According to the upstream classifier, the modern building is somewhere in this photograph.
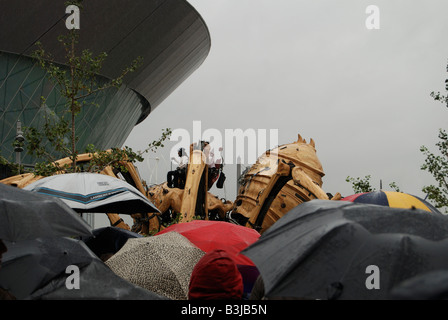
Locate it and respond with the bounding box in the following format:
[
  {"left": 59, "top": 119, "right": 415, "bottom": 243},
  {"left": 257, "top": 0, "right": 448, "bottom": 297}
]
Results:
[{"left": 0, "top": 0, "right": 211, "bottom": 168}]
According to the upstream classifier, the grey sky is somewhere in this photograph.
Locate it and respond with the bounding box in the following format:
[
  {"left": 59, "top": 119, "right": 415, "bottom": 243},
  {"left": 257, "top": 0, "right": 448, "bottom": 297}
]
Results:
[{"left": 97, "top": 0, "right": 448, "bottom": 227}]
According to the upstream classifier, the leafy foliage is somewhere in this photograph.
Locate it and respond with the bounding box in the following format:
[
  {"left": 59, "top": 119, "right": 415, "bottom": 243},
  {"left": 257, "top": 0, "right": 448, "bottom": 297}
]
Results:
[
  {"left": 29, "top": 20, "right": 142, "bottom": 171},
  {"left": 346, "top": 175, "right": 375, "bottom": 194},
  {"left": 420, "top": 60, "right": 448, "bottom": 213},
  {"left": 430, "top": 62, "right": 448, "bottom": 107},
  {"left": 346, "top": 175, "right": 400, "bottom": 194},
  {"left": 82, "top": 128, "right": 172, "bottom": 174},
  {"left": 420, "top": 129, "right": 448, "bottom": 213},
  {"left": 21, "top": 2, "right": 171, "bottom": 177}
]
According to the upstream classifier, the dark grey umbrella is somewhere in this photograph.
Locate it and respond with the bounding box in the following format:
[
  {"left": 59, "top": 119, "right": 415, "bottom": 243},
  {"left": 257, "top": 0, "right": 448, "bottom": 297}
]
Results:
[
  {"left": 29, "top": 259, "right": 169, "bottom": 300},
  {"left": 0, "top": 237, "right": 96, "bottom": 299},
  {"left": 388, "top": 270, "right": 448, "bottom": 300},
  {"left": 242, "top": 199, "right": 448, "bottom": 300},
  {"left": 0, "top": 183, "right": 92, "bottom": 242},
  {"left": 0, "top": 237, "right": 167, "bottom": 300},
  {"left": 81, "top": 226, "right": 143, "bottom": 259},
  {"left": 29, "top": 260, "right": 169, "bottom": 300}
]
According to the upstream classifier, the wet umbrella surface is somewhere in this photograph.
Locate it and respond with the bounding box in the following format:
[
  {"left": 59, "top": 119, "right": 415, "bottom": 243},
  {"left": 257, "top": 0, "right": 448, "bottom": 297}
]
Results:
[
  {"left": 105, "top": 232, "right": 205, "bottom": 300},
  {"left": 0, "top": 237, "right": 166, "bottom": 300},
  {"left": 0, "top": 237, "right": 97, "bottom": 299},
  {"left": 243, "top": 199, "right": 448, "bottom": 300},
  {"left": 157, "top": 220, "right": 261, "bottom": 295},
  {"left": 157, "top": 220, "right": 260, "bottom": 266},
  {"left": 388, "top": 269, "right": 448, "bottom": 299},
  {"left": 30, "top": 258, "right": 168, "bottom": 300},
  {"left": 0, "top": 183, "right": 92, "bottom": 242}
]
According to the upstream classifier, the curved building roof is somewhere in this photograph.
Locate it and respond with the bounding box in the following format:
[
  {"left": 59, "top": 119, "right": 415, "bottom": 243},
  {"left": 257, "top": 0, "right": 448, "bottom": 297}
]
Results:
[{"left": 0, "top": 0, "right": 211, "bottom": 123}]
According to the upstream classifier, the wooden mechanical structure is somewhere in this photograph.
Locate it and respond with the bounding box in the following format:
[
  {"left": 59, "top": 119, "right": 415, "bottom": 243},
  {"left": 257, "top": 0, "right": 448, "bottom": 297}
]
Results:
[
  {"left": 0, "top": 133, "right": 340, "bottom": 235},
  {"left": 230, "top": 134, "right": 340, "bottom": 233}
]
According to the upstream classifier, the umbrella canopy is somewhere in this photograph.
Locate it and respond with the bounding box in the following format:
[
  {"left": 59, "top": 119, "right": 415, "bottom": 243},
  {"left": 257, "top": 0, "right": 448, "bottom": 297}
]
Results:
[
  {"left": 0, "top": 183, "right": 92, "bottom": 242},
  {"left": 0, "top": 237, "right": 165, "bottom": 300},
  {"left": 24, "top": 172, "right": 159, "bottom": 215},
  {"left": 157, "top": 220, "right": 260, "bottom": 266},
  {"left": 29, "top": 260, "right": 168, "bottom": 300},
  {"left": 157, "top": 220, "right": 261, "bottom": 296},
  {"left": 242, "top": 199, "right": 448, "bottom": 300},
  {"left": 388, "top": 270, "right": 448, "bottom": 300},
  {"left": 105, "top": 232, "right": 205, "bottom": 300},
  {"left": 81, "top": 226, "right": 142, "bottom": 260},
  {"left": 341, "top": 190, "right": 442, "bottom": 215}
]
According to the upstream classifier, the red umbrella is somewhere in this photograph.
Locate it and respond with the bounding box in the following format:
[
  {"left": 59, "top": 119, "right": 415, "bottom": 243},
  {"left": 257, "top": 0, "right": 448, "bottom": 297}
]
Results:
[
  {"left": 156, "top": 220, "right": 261, "bottom": 296},
  {"left": 156, "top": 220, "right": 260, "bottom": 266}
]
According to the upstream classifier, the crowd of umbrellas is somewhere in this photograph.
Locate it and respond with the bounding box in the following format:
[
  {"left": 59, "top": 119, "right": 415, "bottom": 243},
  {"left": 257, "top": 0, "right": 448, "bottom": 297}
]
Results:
[{"left": 1, "top": 172, "right": 448, "bottom": 300}]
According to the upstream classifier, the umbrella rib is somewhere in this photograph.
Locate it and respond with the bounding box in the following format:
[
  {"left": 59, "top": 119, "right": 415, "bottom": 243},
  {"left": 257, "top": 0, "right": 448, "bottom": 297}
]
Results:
[
  {"left": 26, "top": 174, "right": 159, "bottom": 214},
  {"left": 34, "top": 187, "right": 129, "bottom": 204}
]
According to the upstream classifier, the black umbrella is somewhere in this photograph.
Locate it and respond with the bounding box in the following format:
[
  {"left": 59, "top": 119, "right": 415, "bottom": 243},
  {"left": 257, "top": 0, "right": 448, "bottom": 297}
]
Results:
[
  {"left": 0, "top": 237, "right": 167, "bottom": 300},
  {"left": 0, "top": 183, "right": 92, "bottom": 242},
  {"left": 28, "top": 259, "right": 168, "bottom": 300},
  {"left": 81, "top": 226, "right": 142, "bottom": 260},
  {"left": 0, "top": 237, "right": 98, "bottom": 299},
  {"left": 242, "top": 199, "right": 448, "bottom": 300},
  {"left": 388, "top": 270, "right": 448, "bottom": 300}
]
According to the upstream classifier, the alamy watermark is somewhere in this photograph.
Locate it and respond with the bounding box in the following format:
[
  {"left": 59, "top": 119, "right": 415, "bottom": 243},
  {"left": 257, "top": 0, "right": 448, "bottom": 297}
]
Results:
[
  {"left": 64, "top": 4, "right": 381, "bottom": 34},
  {"left": 366, "top": 5, "right": 380, "bottom": 30},
  {"left": 170, "top": 121, "right": 279, "bottom": 165},
  {"left": 65, "top": 265, "right": 80, "bottom": 290},
  {"left": 65, "top": 5, "right": 80, "bottom": 30},
  {"left": 365, "top": 265, "right": 380, "bottom": 290}
]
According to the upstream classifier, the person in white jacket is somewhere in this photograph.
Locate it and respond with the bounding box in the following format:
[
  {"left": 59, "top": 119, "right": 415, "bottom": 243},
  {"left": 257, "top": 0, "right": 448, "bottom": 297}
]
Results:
[{"left": 167, "top": 148, "right": 189, "bottom": 188}]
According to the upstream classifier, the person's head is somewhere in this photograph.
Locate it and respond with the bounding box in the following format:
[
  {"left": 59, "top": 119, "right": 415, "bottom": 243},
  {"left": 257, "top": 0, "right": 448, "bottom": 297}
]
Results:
[
  {"left": 202, "top": 142, "right": 212, "bottom": 156},
  {"left": 200, "top": 141, "right": 209, "bottom": 150},
  {"left": 178, "top": 148, "right": 185, "bottom": 157},
  {"left": 188, "top": 249, "right": 243, "bottom": 300}
]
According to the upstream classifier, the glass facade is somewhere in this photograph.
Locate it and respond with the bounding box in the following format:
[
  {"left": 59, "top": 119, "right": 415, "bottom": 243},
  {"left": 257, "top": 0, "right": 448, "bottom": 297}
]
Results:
[{"left": 0, "top": 51, "right": 148, "bottom": 166}]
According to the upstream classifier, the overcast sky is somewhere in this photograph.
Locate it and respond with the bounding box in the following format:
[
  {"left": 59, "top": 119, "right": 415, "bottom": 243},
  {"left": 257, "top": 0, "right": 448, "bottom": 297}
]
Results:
[{"left": 98, "top": 0, "right": 448, "bottom": 227}]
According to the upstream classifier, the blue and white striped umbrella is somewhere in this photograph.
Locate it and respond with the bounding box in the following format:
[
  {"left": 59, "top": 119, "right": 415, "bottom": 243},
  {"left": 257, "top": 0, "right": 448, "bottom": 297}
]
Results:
[{"left": 24, "top": 172, "right": 159, "bottom": 215}]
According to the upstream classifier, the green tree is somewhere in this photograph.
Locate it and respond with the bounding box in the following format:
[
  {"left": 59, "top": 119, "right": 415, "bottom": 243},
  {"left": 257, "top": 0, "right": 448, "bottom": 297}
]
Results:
[
  {"left": 430, "top": 61, "right": 448, "bottom": 106},
  {"left": 346, "top": 175, "right": 375, "bottom": 194},
  {"left": 24, "top": 1, "right": 171, "bottom": 176},
  {"left": 420, "top": 130, "right": 448, "bottom": 213},
  {"left": 346, "top": 175, "right": 401, "bottom": 194},
  {"left": 82, "top": 128, "right": 172, "bottom": 174},
  {"left": 30, "top": 25, "right": 142, "bottom": 171},
  {"left": 420, "top": 60, "right": 448, "bottom": 213}
]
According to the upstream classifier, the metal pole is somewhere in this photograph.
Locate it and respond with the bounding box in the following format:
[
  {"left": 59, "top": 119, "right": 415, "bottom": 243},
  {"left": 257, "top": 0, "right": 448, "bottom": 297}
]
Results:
[
  {"left": 15, "top": 149, "right": 21, "bottom": 170},
  {"left": 237, "top": 158, "right": 241, "bottom": 191},
  {"left": 155, "top": 157, "right": 159, "bottom": 183},
  {"left": 15, "top": 120, "right": 24, "bottom": 174}
]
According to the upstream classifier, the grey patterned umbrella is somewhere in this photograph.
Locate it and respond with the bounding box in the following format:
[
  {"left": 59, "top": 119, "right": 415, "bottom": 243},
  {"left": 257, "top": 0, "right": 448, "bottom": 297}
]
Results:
[{"left": 105, "top": 232, "right": 205, "bottom": 300}]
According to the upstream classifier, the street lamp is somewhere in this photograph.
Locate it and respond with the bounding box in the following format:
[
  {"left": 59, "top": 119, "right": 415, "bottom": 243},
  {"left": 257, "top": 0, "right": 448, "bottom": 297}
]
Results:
[{"left": 14, "top": 120, "right": 25, "bottom": 173}]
